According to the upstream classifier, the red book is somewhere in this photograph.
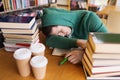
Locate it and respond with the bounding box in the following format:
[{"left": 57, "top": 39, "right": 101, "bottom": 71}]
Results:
[{"left": 12, "top": 0, "right": 17, "bottom": 9}]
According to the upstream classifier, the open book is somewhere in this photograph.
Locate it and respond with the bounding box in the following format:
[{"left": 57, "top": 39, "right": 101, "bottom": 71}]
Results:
[
  {"left": 52, "top": 47, "right": 83, "bottom": 56},
  {"left": 52, "top": 48, "right": 71, "bottom": 56}
]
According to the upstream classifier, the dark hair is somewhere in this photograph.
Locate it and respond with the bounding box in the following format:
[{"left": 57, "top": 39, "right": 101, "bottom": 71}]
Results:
[{"left": 42, "top": 25, "right": 57, "bottom": 36}]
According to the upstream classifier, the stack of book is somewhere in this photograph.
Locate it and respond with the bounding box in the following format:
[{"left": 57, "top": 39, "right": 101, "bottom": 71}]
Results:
[
  {"left": 0, "top": 15, "right": 39, "bottom": 52},
  {"left": 82, "top": 32, "right": 120, "bottom": 80}
]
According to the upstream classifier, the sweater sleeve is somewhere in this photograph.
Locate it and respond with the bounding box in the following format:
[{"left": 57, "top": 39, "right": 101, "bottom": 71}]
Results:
[
  {"left": 87, "top": 12, "right": 108, "bottom": 32},
  {"left": 45, "top": 35, "right": 78, "bottom": 49}
]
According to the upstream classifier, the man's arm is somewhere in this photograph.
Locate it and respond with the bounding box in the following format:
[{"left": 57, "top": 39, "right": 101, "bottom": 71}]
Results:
[
  {"left": 76, "top": 39, "right": 87, "bottom": 49},
  {"left": 46, "top": 35, "right": 87, "bottom": 49},
  {"left": 46, "top": 35, "right": 78, "bottom": 49}
]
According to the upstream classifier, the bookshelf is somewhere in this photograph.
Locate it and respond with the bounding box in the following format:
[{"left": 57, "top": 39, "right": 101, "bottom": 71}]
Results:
[
  {"left": 53, "top": 0, "right": 88, "bottom": 10},
  {"left": 0, "top": 5, "right": 49, "bottom": 15},
  {"left": 56, "top": 0, "right": 70, "bottom": 10},
  {"left": 108, "top": 0, "right": 116, "bottom": 6},
  {"left": 0, "top": 0, "right": 56, "bottom": 15},
  {"left": 70, "top": 0, "right": 88, "bottom": 10},
  {"left": 87, "top": 0, "right": 108, "bottom": 12}
]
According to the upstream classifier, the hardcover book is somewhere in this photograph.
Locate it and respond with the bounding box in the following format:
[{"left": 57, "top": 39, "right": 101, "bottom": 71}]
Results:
[
  {"left": 4, "top": 47, "right": 23, "bottom": 52},
  {"left": 82, "top": 56, "right": 120, "bottom": 78},
  {"left": 85, "top": 42, "right": 120, "bottom": 63},
  {"left": 4, "top": 36, "right": 39, "bottom": 45},
  {"left": 88, "top": 32, "right": 120, "bottom": 53},
  {"left": 0, "top": 15, "right": 35, "bottom": 29},
  {"left": 83, "top": 64, "right": 120, "bottom": 80},
  {"left": 4, "top": 37, "right": 39, "bottom": 48},
  {"left": 3, "top": 42, "right": 30, "bottom": 48},
  {"left": 83, "top": 52, "right": 120, "bottom": 74},
  {"left": 4, "top": 35, "right": 39, "bottom": 44},
  {"left": 3, "top": 29, "right": 39, "bottom": 39},
  {"left": 1, "top": 23, "right": 37, "bottom": 34},
  {"left": 85, "top": 47, "right": 120, "bottom": 67}
]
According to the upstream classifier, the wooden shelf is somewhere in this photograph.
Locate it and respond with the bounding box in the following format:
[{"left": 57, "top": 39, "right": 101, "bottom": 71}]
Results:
[{"left": 56, "top": 0, "right": 70, "bottom": 10}]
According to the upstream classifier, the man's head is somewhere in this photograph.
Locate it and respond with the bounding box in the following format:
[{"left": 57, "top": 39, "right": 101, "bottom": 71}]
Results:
[
  {"left": 42, "top": 8, "right": 76, "bottom": 36},
  {"left": 42, "top": 8, "right": 77, "bottom": 37},
  {"left": 42, "top": 25, "right": 71, "bottom": 37}
]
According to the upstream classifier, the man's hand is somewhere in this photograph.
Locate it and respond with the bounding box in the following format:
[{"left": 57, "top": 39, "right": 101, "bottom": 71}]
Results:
[{"left": 65, "top": 50, "right": 84, "bottom": 64}]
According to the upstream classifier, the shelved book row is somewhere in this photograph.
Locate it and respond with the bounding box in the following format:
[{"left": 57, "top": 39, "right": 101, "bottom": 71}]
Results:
[
  {"left": 70, "top": 0, "right": 87, "bottom": 10},
  {"left": 0, "top": 15, "right": 40, "bottom": 52},
  {"left": 82, "top": 32, "right": 120, "bottom": 80},
  {"left": 2, "top": 0, "right": 50, "bottom": 11}
]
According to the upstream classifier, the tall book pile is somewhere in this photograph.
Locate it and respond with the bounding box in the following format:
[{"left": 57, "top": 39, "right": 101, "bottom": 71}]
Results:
[
  {"left": 82, "top": 32, "right": 120, "bottom": 80},
  {"left": 0, "top": 15, "right": 39, "bottom": 52}
]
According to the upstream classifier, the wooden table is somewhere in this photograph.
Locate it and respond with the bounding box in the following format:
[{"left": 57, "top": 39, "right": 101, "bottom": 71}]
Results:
[{"left": 0, "top": 31, "right": 86, "bottom": 80}]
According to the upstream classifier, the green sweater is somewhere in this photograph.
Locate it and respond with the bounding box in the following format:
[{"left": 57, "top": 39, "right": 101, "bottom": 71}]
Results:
[{"left": 42, "top": 8, "right": 108, "bottom": 49}]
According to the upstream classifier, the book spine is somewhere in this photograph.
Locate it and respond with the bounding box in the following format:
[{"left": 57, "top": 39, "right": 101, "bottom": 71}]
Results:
[
  {"left": 8, "top": 0, "right": 12, "bottom": 10},
  {"left": 2, "top": 0, "right": 6, "bottom": 11},
  {"left": 12, "top": 0, "right": 17, "bottom": 10},
  {"left": 29, "top": 0, "right": 35, "bottom": 6}
]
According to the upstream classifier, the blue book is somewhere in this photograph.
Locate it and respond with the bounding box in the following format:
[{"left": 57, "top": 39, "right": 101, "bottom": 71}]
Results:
[{"left": 0, "top": 15, "right": 35, "bottom": 29}]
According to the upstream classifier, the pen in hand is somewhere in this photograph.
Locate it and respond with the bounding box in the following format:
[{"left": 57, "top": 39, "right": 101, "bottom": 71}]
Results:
[{"left": 59, "top": 57, "right": 68, "bottom": 65}]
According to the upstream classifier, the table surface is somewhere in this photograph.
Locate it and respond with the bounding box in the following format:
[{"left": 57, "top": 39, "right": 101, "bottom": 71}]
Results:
[{"left": 0, "top": 31, "right": 86, "bottom": 80}]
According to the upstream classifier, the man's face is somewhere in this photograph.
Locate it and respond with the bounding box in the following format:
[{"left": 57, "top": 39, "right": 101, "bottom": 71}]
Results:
[{"left": 50, "top": 26, "right": 72, "bottom": 37}]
